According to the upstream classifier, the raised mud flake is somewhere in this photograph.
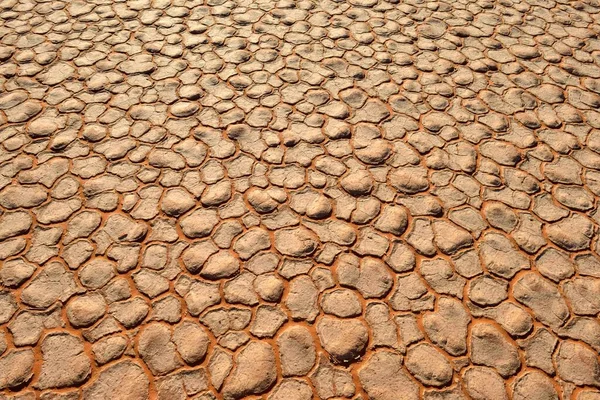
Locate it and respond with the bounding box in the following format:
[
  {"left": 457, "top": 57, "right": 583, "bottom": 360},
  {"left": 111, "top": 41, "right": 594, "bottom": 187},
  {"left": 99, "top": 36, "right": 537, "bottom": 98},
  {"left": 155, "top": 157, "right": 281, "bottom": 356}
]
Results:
[
  {"left": 337, "top": 255, "right": 393, "bottom": 299},
  {"left": 448, "top": 206, "right": 487, "bottom": 239},
  {"left": 277, "top": 325, "right": 317, "bottom": 377},
  {"left": 254, "top": 274, "right": 284, "bottom": 302},
  {"left": 358, "top": 350, "right": 419, "bottom": 400},
  {"left": 389, "top": 272, "right": 435, "bottom": 313},
  {"left": 517, "top": 328, "right": 558, "bottom": 375},
  {"left": 386, "top": 241, "right": 417, "bottom": 273},
  {"left": 513, "top": 272, "right": 570, "bottom": 329},
  {"left": 66, "top": 293, "right": 106, "bottom": 328},
  {"left": 468, "top": 275, "right": 509, "bottom": 306},
  {"left": 285, "top": 275, "right": 319, "bottom": 322},
  {"left": 103, "top": 214, "right": 148, "bottom": 243},
  {"left": 183, "top": 280, "right": 221, "bottom": 317},
  {"left": 365, "top": 302, "right": 401, "bottom": 349},
  {"left": 200, "top": 307, "right": 252, "bottom": 338},
  {"left": 155, "top": 369, "right": 209, "bottom": 400},
  {"left": 0, "top": 90, "right": 28, "bottom": 110},
  {"left": 575, "top": 253, "right": 600, "bottom": 278},
  {"left": 21, "top": 262, "right": 80, "bottom": 309},
  {"left": 470, "top": 323, "right": 521, "bottom": 378},
  {"left": 147, "top": 149, "right": 186, "bottom": 170},
  {"left": 354, "top": 227, "right": 390, "bottom": 257},
  {"left": 0, "top": 184, "right": 47, "bottom": 209},
  {"left": 310, "top": 355, "right": 356, "bottom": 399},
  {"left": 150, "top": 295, "right": 182, "bottom": 324},
  {"left": 161, "top": 188, "right": 195, "bottom": 217},
  {"left": 374, "top": 204, "right": 408, "bottom": 235},
  {"left": 0, "top": 235, "right": 26, "bottom": 260},
  {"left": 39, "top": 62, "right": 75, "bottom": 86},
  {"left": 200, "top": 250, "right": 240, "bottom": 280},
  {"left": 213, "top": 220, "right": 244, "bottom": 249},
  {"left": 478, "top": 232, "right": 530, "bottom": 279},
  {"left": 221, "top": 341, "right": 277, "bottom": 400},
  {"left": 340, "top": 169, "right": 374, "bottom": 196},
  {"left": 432, "top": 220, "right": 474, "bottom": 255},
  {"left": 423, "top": 296, "right": 470, "bottom": 356},
  {"left": 578, "top": 391, "right": 600, "bottom": 400},
  {"left": 316, "top": 316, "right": 368, "bottom": 364},
  {"left": 269, "top": 379, "right": 313, "bottom": 400},
  {"left": 0, "top": 210, "right": 32, "bottom": 241},
  {"left": 562, "top": 277, "right": 600, "bottom": 316},
  {"left": 535, "top": 248, "right": 576, "bottom": 282},
  {"left": 91, "top": 336, "right": 128, "bottom": 366},
  {"left": 303, "top": 219, "right": 356, "bottom": 246},
  {"left": 181, "top": 241, "right": 218, "bottom": 274},
  {"left": 35, "top": 332, "right": 91, "bottom": 390},
  {"left": 321, "top": 288, "right": 362, "bottom": 318},
  {"left": 232, "top": 228, "right": 271, "bottom": 260},
  {"left": 463, "top": 366, "right": 508, "bottom": 400},
  {"left": 488, "top": 302, "right": 534, "bottom": 338},
  {"left": 224, "top": 272, "right": 259, "bottom": 306},
  {"left": 512, "top": 371, "right": 560, "bottom": 400},
  {"left": 482, "top": 201, "right": 518, "bottom": 233},
  {"left": 35, "top": 198, "right": 82, "bottom": 225},
  {"left": 556, "top": 340, "right": 600, "bottom": 387},
  {"left": 389, "top": 166, "right": 430, "bottom": 194},
  {"left": 208, "top": 348, "right": 233, "bottom": 391},
  {"left": 406, "top": 218, "right": 436, "bottom": 257},
  {"left": 201, "top": 181, "right": 232, "bottom": 206},
  {"left": 5, "top": 100, "right": 42, "bottom": 123},
  {"left": 546, "top": 214, "right": 595, "bottom": 252},
  {"left": 79, "top": 259, "right": 117, "bottom": 290},
  {"left": 0, "top": 291, "right": 17, "bottom": 324},
  {"left": 82, "top": 361, "right": 149, "bottom": 400},
  {"left": 0, "top": 349, "right": 35, "bottom": 390},
  {"left": 405, "top": 343, "right": 453, "bottom": 387},
  {"left": 172, "top": 321, "right": 210, "bottom": 365},
  {"left": 9, "top": 306, "right": 63, "bottom": 347},
  {"left": 250, "top": 305, "right": 287, "bottom": 338},
  {"left": 558, "top": 317, "right": 600, "bottom": 352},
  {"left": 108, "top": 297, "right": 149, "bottom": 329},
  {"left": 63, "top": 211, "right": 102, "bottom": 245},
  {"left": 0, "top": 258, "right": 36, "bottom": 288},
  {"left": 137, "top": 323, "right": 182, "bottom": 376},
  {"left": 419, "top": 258, "right": 466, "bottom": 299},
  {"left": 274, "top": 227, "right": 319, "bottom": 257},
  {"left": 179, "top": 208, "right": 219, "bottom": 239},
  {"left": 247, "top": 188, "right": 280, "bottom": 214}
]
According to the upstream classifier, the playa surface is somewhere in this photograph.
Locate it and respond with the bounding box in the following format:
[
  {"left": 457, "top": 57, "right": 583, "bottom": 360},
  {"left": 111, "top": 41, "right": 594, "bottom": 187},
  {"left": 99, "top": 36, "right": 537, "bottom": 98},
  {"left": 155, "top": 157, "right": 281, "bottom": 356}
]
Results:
[{"left": 1, "top": 0, "right": 600, "bottom": 398}]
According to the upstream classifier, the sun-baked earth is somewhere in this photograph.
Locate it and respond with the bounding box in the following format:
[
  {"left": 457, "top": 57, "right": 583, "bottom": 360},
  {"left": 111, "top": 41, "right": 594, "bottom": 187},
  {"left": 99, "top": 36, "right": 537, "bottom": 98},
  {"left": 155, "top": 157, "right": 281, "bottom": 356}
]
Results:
[{"left": 1, "top": 0, "right": 600, "bottom": 398}]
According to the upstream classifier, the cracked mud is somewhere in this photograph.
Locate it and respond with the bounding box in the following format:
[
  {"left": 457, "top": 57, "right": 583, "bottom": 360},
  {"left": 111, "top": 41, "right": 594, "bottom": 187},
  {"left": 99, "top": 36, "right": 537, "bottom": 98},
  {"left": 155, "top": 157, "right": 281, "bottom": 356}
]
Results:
[{"left": 1, "top": 0, "right": 600, "bottom": 398}]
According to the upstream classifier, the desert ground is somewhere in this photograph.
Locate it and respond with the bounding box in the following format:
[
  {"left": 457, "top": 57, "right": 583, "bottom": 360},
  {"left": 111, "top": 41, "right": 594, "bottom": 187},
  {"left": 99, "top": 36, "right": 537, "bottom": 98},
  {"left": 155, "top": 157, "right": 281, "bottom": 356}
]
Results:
[{"left": 1, "top": 0, "right": 600, "bottom": 398}]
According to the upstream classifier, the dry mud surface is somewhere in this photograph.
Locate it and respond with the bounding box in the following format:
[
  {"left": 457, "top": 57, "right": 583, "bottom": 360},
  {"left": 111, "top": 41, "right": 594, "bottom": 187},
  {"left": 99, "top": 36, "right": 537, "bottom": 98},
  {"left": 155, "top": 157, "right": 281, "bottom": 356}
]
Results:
[{"left": 1, "top": 0, "right": 600, "bottom": 398}]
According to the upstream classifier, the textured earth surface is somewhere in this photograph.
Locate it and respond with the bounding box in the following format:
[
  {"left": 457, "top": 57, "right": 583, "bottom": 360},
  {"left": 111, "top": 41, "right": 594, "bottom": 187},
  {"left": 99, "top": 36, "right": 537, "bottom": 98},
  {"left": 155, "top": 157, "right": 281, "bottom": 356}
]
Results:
[{"left": 1, "top": 0, "right": 600, "bottom": 398}]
